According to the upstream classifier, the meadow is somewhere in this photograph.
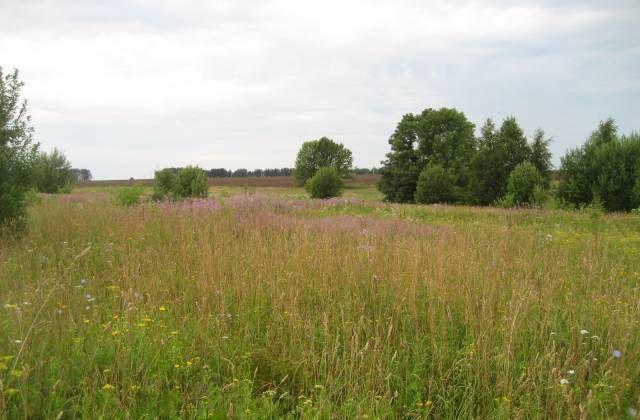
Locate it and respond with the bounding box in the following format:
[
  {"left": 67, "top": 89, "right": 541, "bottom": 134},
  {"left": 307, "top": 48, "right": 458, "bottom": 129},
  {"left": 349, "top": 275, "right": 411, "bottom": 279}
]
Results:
[{"left": 0, "top": 183, "right": 639, "bottom": 419}]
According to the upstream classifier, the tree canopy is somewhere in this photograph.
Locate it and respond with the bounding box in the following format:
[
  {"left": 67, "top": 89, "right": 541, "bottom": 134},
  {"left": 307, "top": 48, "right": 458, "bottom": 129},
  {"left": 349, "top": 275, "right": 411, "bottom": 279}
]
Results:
[{"left": 293, "top": 137, "right": 353, "bottom": 186}]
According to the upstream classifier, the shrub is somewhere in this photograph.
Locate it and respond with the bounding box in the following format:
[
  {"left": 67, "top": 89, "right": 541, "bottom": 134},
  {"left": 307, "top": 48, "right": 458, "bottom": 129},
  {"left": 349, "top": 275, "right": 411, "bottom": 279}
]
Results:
[
  {"left": 174, "top": 166, "right": 209, "bottom": 198},
  {"left": 305, "top": 167, "right": 344, "bottom": 199},
  {"left": 414, "top": 164, "right": 455, "bottom": 204},
  {"left": 116, "top": 185, "right": 144, "bottom": 207},
  {"left": 33, "top": 148, "right": 74, "bottom": 193},
  {"left": 153, "top": 169, "right": 176, "bottom": 200},
  {"left": 505, "top": 161, "right": 544, "bottom": 206}
]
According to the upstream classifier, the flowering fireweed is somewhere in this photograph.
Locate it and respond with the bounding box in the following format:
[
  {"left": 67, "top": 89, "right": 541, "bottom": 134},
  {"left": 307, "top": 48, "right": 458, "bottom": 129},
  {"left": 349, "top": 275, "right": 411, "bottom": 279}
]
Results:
[{"left": 0, "top": 189, "right": 639, "bottom": 418}]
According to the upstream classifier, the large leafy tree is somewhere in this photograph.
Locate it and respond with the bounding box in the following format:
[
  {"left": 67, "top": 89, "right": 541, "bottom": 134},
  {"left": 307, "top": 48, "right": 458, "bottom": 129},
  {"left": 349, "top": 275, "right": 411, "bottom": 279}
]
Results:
[
  {"left": 293, "top": 137, "right": 353, "bottom": 186},
  {"left": 378, "top": 108, "right": 476, "bottom": 203},
  {"left": 529, "top": 128, "right": 553, "bottom": 186},
  {"left": 0, "top": 67, "right": 39, "bottom": 230},
  {"left": 469, "top": 117, "right": 533, "bottom": 205},
  {"left": 557, "top": 119, "right": 640, "bottom": 211}
]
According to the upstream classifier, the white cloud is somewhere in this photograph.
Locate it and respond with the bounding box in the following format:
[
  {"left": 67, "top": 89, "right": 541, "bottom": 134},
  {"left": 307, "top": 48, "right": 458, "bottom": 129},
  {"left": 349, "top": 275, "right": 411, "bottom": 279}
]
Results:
[{"left": 1, "top": 0, "right": 638, "bottom": 178}]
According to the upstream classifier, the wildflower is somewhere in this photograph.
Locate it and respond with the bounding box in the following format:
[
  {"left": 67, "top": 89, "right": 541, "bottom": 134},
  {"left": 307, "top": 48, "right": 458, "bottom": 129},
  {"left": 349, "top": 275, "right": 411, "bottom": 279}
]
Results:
[
  {"left": 85, "top": 294, "right": 94, "bottom": 302},
  {"left": 545, "top": 234, "right": 553, "bottom": 241},
  {"left": 560, "top": 379, "right": 569, "bottom": 385},
  {"left": 80, "top": 279, "right": 87, "bottom": 286},
  {"left": 159, "top": 305, "right": 166, "bottom": 312},
  {"left": 130, "top": 385, "right": 140, "bottom": 392},
  {"left": 425, "top": 400, "right": 433, "bottom": 407},
  {"left": 83, "top": 319, "right": 91, "bottom": 324},
  {"left": 14, "top": 340, "right": 21, "bottom": 344},
  {"left": 612, "top": 350, "right": 622, "bottom": 358},
  {"left": 568, "top": 370, "right": 575, "bottom": 375},
  {"left": 580, "top": 329, "right": 589, "bottom": 335},
  {"left": 170, "top": 330, "right": 178, "bottom": 336},
  {"left": 186, "top": 360, "right": 193, "bottom": 367},
  {"left": 221, "top": 336, "right": 229, "bottom": 340},
  {"left": 111, "top": 330, "right": 120, "bottom": 336},
  {"left": 174, "top": 364, "right": 180, "bottom": 368},
  {"left": 628, "top": 407, "right": 637, "bottom": 418},
  {"left": 102, "top": 384, "right": 115, "bottom": 391},
  {"left": 591, "top": 335, "right": 600, "bottom": 340}
]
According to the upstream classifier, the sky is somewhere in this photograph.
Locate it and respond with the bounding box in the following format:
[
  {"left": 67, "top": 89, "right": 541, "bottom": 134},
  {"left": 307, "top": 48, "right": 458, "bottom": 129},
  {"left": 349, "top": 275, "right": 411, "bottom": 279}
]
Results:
[{"left": 2, "top": 0, "right": 639, "bottom": 180}]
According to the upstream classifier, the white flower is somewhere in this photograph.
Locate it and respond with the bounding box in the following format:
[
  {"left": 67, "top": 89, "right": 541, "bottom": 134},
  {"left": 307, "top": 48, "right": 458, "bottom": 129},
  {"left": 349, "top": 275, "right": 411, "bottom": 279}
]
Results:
[
  {"left": 79, "top": 279, "right": 87, "bottom": 286},
  {"left": 627, "top": 407, "right": 637, "bottom": 418},
  {"left": 568, "top": 370, "right": 575, "bottom": 375},
  {"left": 591, "top": 335, "right": 600, "bottom": 340},
  {"left": 560, "top": 378, "right": 569, "bottom": 385},
  {"left": 580, "top": 329, "right": 589, "bottom": 335}
]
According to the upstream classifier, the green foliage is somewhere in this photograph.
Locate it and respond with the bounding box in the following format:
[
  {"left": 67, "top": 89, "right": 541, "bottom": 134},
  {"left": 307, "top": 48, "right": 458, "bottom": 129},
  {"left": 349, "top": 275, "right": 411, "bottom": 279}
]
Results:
[
  {"left": 378, "top": 108, "right": 476, "bottom": 203},
  {"left": 0, "top": 67, "right": 39, "bottom": 232},
  {"left": 174, "top": 166, "right": 209, "bottom": 198},
  {"left": 529, "top": 128, "right": 553, "bottom": 185},
  {"left": 153, "top": 168, "right": 176, "bottom": 200},
  {"left": 33, "top": 148, "right": 74, "bottom": 193},
  {"left": 557, "top": 120, "right": 640, "bottom": 212},
  {"left": 414, "top": 164, "right": 455, "bottom": 204},
  {"left": 154, "top": 166, "right": 208, "bottom": 200},
  {"left": 469, "top": 117, "right": 535, "bottom": 205},
  {"left": 293, "top": 137, "right": 353, "bottom": 186},
  {"left": 505, "top": 162, "right": 545, "bottom": 206},
  {"left": 305, "top": 167, "right": 344, "bottom": 199},
  {"left": 115, "top": 185, "right": 144, "bottom": 207}
]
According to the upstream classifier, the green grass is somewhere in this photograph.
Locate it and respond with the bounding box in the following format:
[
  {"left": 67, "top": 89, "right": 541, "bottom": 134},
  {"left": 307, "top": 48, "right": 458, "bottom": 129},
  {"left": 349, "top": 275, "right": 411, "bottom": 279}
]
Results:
[{"left": 1, "top": 187, "right": 639, "bottom": 418}]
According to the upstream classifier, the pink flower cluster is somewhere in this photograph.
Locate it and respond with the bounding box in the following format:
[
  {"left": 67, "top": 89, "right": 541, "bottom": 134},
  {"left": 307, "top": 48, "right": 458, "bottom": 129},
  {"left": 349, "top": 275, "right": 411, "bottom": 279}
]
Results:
[{"left": 157, "top": 198, "right": 222, "bottom": 211}]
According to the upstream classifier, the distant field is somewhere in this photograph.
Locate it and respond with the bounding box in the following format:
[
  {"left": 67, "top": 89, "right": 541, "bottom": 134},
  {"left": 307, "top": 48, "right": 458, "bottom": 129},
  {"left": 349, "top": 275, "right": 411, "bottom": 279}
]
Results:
[
  {"left": 82, "top": 174, "right": 381, "bottom": 188},
  {"left": 1, "top": 187, "right": 639, "bottom": 418}
]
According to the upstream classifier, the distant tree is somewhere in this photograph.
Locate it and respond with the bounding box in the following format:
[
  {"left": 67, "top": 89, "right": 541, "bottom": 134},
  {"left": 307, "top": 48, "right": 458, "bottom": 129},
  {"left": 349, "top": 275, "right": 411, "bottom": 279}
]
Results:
[
  {"left": 414, "top": 164, "right": 455, "bottom": 204},
  {"left": 378, "top": 108, "right": 476, "bottom": 203},
  {"left": 80, "top": 169, "right": 92, "bottom": 182},
  {"left": 33, "top": 148, "right": 74, "bottom": 193},
  {"left": 557, "top": 119, "right": 640, "bottom": 211},
  {"left": 173, "top": 166, "right": 208, "bottom": 198},
  {"left": 305, "top": 167, "right": 344, "bottom": 199},
  {"left": 0, "top": 67, "right": 39, "bottom": 231},
  {"left": 153, "top": 168, "right": 176, "bottom": 200},
  {"left": 232, "top": 168, "right": 249, "bottom": 177},
  {"left": 294, "top": 137, "right": 353, "bottom": 186}
]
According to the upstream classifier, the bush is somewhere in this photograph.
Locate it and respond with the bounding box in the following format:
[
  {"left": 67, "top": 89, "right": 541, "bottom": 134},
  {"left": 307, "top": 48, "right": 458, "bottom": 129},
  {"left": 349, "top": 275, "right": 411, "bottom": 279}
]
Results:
[
  {"left": 33, "top": 148, "right": 74, "bottom": 193},
  {"left": 505, "top": 161, "right": 544, "bottom": 206},
  {"left": 414, "top": 164, "right": 455, "bottom": 204},
  {"left": 116, "top": 185, "right": 144, "bottom": 207},
  {"left": 305, "top": 167, "right": 344, "bottom": 199},
  {"left": 174, "top": 166, "right": 208, "bottom": 198},
  {"left": 153, "top": 169, "right": 176, "bottom": 200},
  {"left": 153, "top": 166, "right": 208, "bottom": 200}
]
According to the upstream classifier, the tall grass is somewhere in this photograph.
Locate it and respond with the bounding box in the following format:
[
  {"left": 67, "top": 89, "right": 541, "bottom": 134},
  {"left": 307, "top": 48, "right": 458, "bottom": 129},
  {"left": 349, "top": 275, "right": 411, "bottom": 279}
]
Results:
[{"left": 0, "top": 192, "right": 638, "bottom": 418}]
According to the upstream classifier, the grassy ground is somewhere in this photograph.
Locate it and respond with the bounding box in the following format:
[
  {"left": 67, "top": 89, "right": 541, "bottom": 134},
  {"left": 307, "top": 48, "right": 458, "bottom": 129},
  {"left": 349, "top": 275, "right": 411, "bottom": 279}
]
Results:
[{"left": 0, "top": 185, "right": 638, "bottom": 418}]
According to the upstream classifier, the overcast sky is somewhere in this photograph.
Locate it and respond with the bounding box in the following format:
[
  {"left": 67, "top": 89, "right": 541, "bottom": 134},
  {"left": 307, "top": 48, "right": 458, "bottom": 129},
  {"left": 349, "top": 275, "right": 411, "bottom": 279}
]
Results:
[{"left": 2, "top": 0, "right": 638, "bottom": 179}]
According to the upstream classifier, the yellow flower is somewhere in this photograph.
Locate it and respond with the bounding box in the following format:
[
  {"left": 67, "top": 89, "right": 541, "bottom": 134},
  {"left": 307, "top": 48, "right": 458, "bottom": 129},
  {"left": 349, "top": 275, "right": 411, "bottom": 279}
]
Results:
[
  {"left": 170, "top": 331, "right": 178, "bottom": 336},
  {"left": 425, "top": 400, "right": 433, "bottom": 407},
  {"left": 130, "top": 385, "right": 141, "bottom": 392},
  {"left": 83, "top": 319, "right": 91, "bottom": 324},
  {"left": 136, "top": 323, "right": 146, "bottom": 327},
  {"left": 102, "top": 384, "right": 115, "bottom": 391},
  {"left": 186, "top": 360, "right": 193, "bottom": 367},
  {"left": 174, "top": 364, "right": 180, "bottom": 368},
  {"left": 111, "top": 330, "right": 120, "bottom": 336},
  {"left": 159, "top": 305, "right": 166, "bottom": 312}
]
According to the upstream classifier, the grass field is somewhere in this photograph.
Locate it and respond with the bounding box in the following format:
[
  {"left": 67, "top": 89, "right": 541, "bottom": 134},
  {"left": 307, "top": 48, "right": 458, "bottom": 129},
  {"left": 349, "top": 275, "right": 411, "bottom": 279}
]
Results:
[{"left": 1, "top": 184, "right": 639, "bottom": 418}]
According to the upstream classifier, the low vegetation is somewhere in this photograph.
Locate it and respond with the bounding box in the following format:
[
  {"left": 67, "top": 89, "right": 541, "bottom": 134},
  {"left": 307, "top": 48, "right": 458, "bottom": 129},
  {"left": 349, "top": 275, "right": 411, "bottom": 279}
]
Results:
[{"left": 1, "top": 189, "right": 639, "bottom": 418}]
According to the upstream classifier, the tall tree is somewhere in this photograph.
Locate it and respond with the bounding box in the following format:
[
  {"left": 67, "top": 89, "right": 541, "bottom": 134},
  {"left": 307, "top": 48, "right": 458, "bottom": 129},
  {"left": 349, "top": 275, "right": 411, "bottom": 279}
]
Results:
[
  {"left": 529, "top": 129, "right": 553, "bottom": 185},
  {"left": 378, "top": 108, "right": 476, "bottom": 203},
  {"left": 0, "top": 67, "right": 39, "bottom": 230},
  {"left": 293, "top": 137, "right": 353, "bottom": 186},
  {"left": 469, "top": 117, "right": 531, "bottom": 205},
  {"left": 33, "top": 148, "right": 74, "bottom": 193}
]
